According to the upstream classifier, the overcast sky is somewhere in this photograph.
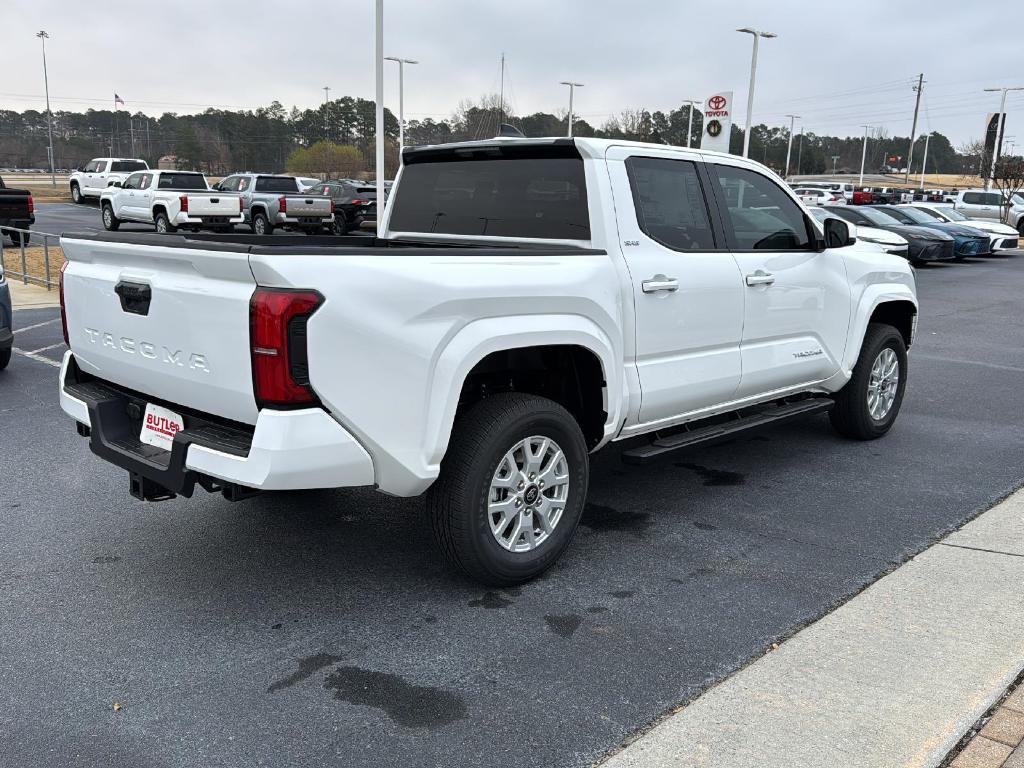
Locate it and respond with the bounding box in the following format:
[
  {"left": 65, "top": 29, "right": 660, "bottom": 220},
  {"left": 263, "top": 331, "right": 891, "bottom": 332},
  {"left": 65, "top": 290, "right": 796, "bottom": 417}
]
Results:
[{"left": 4, "top": 0, "right": 1021, "bottom": 146}]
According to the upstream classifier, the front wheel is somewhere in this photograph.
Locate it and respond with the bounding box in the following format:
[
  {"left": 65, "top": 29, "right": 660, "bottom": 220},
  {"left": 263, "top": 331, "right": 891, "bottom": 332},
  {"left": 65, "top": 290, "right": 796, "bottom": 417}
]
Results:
[
  {"left": 426, "top": 392, "right": 589, "bottom": 586},
  {"left": 71, "top": 183, "right": 83, "bottom": 204},
  {"left": 101, "top": 203, "right": 120, "bottom": 231},
  {"left": 830, "top": 323, "right": 908, "bottom": 440}
]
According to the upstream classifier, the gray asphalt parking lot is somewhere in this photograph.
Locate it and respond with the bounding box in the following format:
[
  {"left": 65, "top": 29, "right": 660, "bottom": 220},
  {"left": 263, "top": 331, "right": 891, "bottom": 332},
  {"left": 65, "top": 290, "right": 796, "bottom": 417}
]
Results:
[
  {"left": 31, "top": 201, "right": 374, "bottom": 237},
  {"left": 1, "top": 254, "right": 1023, "bottom": 767}
]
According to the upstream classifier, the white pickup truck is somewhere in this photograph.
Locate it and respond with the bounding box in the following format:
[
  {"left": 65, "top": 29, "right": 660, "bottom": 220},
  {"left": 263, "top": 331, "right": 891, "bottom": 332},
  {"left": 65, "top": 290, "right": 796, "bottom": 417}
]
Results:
[
  {"left": 58, "top": 137, "right": 918, "bottom": 585},
  {"left": 70, "top": 158, "right": 149, "bottom": 203},
  {"left": 100, "top": 170, "right": 245, "bottom": 233}
]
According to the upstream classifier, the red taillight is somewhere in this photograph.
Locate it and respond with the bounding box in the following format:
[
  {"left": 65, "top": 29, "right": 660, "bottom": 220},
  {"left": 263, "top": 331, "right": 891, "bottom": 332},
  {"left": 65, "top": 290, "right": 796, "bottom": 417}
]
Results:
[
  {"left": 329, "top": 199, "right": 334, "bottom": 215},
  {"left": 180, "top": 195, "right": 189, "bottom": 213},
  {"left": 59, "top": 261, "right": 69, "bottom": 345},
  {"left": 238, "top": 196, "right": 244, "bottom": 213},
  {"left": 351, "top": 199, "right": 364, "bottom": 206},
  {"left": 279, "top": 196, "right": 287, "bottom": 214},
  {"left": 250, "top": 288, "right": 323, "bottom": 408},
  {"left": 27, "top": 195, "right": 34, "bottom": 214}
]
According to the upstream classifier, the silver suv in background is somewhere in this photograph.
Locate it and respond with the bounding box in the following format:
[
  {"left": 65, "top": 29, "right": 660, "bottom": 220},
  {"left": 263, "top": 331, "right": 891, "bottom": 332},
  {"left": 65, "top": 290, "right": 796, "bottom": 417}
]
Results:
[{"left": 213, "top": 174, "right": 334, "bottom": 235}]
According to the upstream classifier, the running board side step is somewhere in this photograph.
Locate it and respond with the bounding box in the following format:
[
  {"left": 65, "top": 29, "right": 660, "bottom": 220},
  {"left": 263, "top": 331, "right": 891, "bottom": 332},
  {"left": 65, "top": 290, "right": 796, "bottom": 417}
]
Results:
[{"left": 621, "top": 398, "right": 834, "bottom": 465}]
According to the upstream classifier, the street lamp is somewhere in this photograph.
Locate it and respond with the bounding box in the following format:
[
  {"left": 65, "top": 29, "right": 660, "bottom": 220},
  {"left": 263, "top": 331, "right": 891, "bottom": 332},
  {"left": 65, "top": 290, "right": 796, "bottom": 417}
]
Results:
[
  {"left": 385, "top": 56, "right": 418, "bottom": 150},
  {"left": 784, "top": 114, "right": 800, "bottom": 179},
  {"left": 983, "top": 86, "right": 1024, "bottom": 188},
  {"left": 36, "top": 30, "right": 55, "bottom": 187},
  {"left": 737, "top": 27, "right": 776, "bottom": 158},
  {"left": 681, "top": 99, "right": 702, "bottom": 148},
  {"left": 858, "top": 125, "right": 874, "bottom": 185},
  {"left": 559, "top": 81, "right": 584, "bottom": 137}
]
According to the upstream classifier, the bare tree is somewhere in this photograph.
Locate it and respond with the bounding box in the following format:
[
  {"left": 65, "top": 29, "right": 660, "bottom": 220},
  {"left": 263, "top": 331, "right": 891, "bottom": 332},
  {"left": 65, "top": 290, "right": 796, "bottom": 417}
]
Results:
[
  {"left": 958, "top": 138, "right": 990, "bottom": 181},
  {"left": 991, "top": 155, "right": 1024, "bottom": 226}
]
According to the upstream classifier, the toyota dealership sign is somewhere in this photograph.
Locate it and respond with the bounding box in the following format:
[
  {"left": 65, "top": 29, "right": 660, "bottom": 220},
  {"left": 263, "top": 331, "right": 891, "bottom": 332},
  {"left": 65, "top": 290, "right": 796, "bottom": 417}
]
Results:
[{"left": 702, "top": 91, "right": 733, "bottom": 153}]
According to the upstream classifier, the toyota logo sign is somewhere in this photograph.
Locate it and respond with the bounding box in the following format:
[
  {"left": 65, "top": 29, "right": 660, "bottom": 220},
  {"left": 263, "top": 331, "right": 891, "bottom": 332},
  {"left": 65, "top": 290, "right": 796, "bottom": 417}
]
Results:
[{"left": 708, "top": 95, "right": 727, "bottom": 111}]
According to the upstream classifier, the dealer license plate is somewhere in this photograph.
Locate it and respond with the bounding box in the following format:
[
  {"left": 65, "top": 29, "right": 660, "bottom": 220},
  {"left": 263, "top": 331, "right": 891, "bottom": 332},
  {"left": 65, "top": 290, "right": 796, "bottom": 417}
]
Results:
[{"left": 139, "top": 403, "right": 184, "bottom": 451}]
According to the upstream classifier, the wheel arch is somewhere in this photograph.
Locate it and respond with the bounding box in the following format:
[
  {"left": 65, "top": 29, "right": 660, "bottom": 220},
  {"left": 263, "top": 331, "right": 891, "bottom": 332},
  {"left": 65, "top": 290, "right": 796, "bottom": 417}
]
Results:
[{"left": 843, "top": 288, "right": 918, "bottom": 376}]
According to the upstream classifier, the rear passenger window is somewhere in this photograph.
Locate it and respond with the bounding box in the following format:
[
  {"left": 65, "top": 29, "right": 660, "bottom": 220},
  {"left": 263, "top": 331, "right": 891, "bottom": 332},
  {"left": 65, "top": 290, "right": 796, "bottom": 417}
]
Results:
[
  {"left": 985, "top": 193, "right": 1003, "bottom": 206},
  {"left": 713, "top": 165, "right": 811, "bottom": 250},
  {"left": 625, "top": 157, "right": 716, "bottom": 251},
  {"left": 962, "top": 192, "right": 984, "bottom": 204}
]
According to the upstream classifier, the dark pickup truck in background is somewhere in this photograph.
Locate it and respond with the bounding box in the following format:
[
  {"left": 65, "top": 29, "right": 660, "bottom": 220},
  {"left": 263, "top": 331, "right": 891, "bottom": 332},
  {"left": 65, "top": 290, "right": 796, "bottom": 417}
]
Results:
[{"left": 0, "top": 176, "right": 35, "bottom": 245}]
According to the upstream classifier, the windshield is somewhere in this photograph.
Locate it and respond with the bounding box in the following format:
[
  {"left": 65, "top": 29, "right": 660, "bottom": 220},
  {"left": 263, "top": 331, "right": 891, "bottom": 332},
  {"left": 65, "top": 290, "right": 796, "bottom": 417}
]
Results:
[
  {"left": 856, "top": 207, "right": 902, "bottom": 226},
  {"left": 927, "top": 206, "right": 967, "bottom": 222},
  {"left": 892, "top": 207, "right": 935, "bottom": 225},
  {"left": 156, "top": 173, "right": 208, "bottom": 190},
  {"left": 255, "top": 176, "right": 300, "bottom": 193}
]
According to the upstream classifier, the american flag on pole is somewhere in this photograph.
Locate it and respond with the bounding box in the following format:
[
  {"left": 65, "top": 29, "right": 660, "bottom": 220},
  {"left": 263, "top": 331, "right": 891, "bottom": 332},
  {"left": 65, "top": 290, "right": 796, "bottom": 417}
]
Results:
[{"left": 114, "top": 93, "right": 125, "bottom": 107}]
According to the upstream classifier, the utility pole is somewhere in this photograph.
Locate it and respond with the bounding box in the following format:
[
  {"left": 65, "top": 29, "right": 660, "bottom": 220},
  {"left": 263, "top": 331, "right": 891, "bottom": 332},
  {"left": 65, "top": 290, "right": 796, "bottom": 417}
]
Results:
[
  {"left": 737, "top": 27, "right": 777, "bottom": 158},
  {"left": 796, "top": 126, "right": 804, "bottom": 175},
  {"left": 385, "top": 57, "right": 418, "bottom": 149},
  {"left": 859, "top": 125, "right": 872, "bottom": 185},
  {"left": 129, "top": 117, "right": 135, "bottom": 157},
  {"left": 498, "top": 52, "right": 506, "bottom": 127},
  {"left": 919, "top": 132, "right": 930, "bottom": 189},
  {"left": 831, "top": 155, "right": 840, "bottom": 175},
  {"left": 681, "top": 100, "right": 701, "bottom": 148},
  {"left": 904, "top": 73, "right": 924, "bottom": 183},
  {"left": 374, "top": 0, "right": 384, "bottom": 202},
  {"left": 36, "top": 31, "right": 56, "bottom": 187},
  {"left": 323, "top": 86, "right": 330, "bottom": 138},
  {"left": 559, "top": 81, "right": 584, "bottom": 137},
  {"left": 983, "top": 86, "right": 1024, "bottom": 189},
  {"left": 146, "top": 118, "right": 151, "bottom": 160},
  {"left": 784, "top": 114, "right": 800, "bottom": 178}
]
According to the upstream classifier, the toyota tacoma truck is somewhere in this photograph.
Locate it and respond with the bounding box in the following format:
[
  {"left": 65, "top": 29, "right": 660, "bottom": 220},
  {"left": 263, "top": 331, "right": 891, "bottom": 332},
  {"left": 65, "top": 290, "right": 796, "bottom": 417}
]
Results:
[
  {"left": 212, "top": 174, "right": 334, "bottom": 235},
  {"left": 57, "top": 138, "right": 918, "bottom": 585},
  {"left": 100, "top": 170, "right": 245, "bottom": 233},
  {"left": 70, "top": 158, "right": 149, "bottom": 203}
]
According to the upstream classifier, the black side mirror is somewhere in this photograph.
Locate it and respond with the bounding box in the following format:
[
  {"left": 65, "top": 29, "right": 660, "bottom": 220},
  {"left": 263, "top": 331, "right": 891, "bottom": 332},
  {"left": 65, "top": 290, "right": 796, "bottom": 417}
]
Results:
[
  {"left": 211, "top": 183, "right": 221, "bottom": 191},
  {"left": 823, "top": 217, "right": 854, "bottom": 248},
  {"left": 110, "top": 180, "right": 122, "bottom": 188}
]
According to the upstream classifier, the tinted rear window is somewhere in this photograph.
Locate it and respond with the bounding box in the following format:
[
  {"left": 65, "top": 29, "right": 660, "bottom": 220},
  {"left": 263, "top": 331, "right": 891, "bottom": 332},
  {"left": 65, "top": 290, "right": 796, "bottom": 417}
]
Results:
[
  {"left": 255, "top": 176, "right": 299, "bottom": 193},
  {"left": 111, "top": 161, "right": 147, "bottom": 173},
  {"left": 389, "top": 144, "right": 590, "bottom": 239},
  {"left": 157, "top": 173, "right": 208, "bottom": 190}
]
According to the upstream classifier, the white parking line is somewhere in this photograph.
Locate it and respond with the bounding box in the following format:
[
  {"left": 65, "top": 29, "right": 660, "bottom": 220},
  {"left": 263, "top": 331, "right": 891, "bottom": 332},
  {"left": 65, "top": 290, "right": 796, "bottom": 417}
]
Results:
[
  {"left": 13, "top": 317, "right": 61, "bottom": 334},
  {"left": 11, "top": 347, "right": 61, "bottom": 368},
  {"left": 26, "top": 342, "right": 65, "bottom": 354}
]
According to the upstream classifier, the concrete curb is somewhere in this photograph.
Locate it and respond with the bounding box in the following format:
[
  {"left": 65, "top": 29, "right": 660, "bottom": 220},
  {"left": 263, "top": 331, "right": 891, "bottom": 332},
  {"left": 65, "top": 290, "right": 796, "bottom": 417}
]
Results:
[{"left": 600, "top": 487, "right": 1024, "bottom": 768}]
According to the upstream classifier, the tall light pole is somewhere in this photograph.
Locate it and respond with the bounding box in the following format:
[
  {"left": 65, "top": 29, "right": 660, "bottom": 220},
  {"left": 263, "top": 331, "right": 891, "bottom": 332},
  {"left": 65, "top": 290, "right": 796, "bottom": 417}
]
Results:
[
  {"left": 36, "top": 31, "right": 56, "bottom": 187},
  {"left": 796, "top": 126, "right": 804, "bottom": 175},
  {"left": 783, "top": 114, "right": 800, "bottom": 178},
  {"left": 385, "top": 57, "right": 418, "bottom": 150},
  {"left": 737, "top": 27, "right": 776, "bottom": 158},
  {"left": 859, "top": 125, "right": 873, "bottom": 185},
  {"left": 559, "top": 81, "right": 584, "bottom": 137},
  {"left": 682, "top": 99, "right": 702, "bottom": 148},
  {"left": 374, "top": 0, "right": 384, "bottom": 203},
  {"left": 323, "top": 86, "right": 330, "bottom": 138},
  {"left": 983, "top": 86, "right": 1024, "bottom": 189},
  {"left": 919, "top": 132, "right": 931, "bottom": 189}
]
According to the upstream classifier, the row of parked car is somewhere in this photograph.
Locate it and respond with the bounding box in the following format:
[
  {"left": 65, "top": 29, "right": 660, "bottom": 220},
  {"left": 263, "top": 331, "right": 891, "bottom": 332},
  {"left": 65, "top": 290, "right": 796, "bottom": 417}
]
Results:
[
  {"left": 69, "top": 157, "right": 386, "bottom": 235},
  {"left": 811, "top": 202, "right": 1019, "bottom": 265}
]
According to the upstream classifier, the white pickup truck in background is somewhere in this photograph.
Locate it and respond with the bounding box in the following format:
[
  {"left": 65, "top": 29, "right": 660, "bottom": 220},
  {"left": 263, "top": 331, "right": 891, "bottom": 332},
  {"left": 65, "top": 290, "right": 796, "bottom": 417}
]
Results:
[
  {"left": 99, "top": 170, "right": 245, "bottom": 233},
  {"left": 58, "top": 137, "right": 918, "bottom": 585},
  {"left": 70, "top": 158, "right": 149, "bottom": 203}
]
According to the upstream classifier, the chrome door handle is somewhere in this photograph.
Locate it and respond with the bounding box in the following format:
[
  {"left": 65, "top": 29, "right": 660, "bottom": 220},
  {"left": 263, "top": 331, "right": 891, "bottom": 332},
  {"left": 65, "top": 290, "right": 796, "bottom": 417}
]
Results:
[
  {"left": 745, "top": 271, "right": 775, "bottom": 286},
  {"left": 642, "top": 276, "right": 679, "bottom": 293}
]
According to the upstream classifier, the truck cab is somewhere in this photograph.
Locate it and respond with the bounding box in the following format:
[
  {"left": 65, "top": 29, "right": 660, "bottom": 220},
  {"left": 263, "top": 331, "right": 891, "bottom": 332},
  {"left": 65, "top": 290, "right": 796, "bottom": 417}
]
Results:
[{"left": 70, "top": 158, "right": 149, "bottom": 203}]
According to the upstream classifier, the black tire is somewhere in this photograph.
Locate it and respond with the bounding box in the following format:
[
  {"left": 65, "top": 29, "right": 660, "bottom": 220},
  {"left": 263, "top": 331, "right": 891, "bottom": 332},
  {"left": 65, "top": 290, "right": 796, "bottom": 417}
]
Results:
[
  {"left": 1016, "top": 219, "right": 1024, "bottom": 237},
  {"left": 8, "top": 230, "right": 29, "bottom": 246},
  {"left": 251, "top": 211, "right": 273, "bottom": 235},
  {"left": 71, "top": 183, "right": 83, "bottom": 204},
  {"left": 101, "top": 203, "right": 120, "bottom": 231},
  {"left": 830, "top": 323, "right": 908, "bottom": 440},
  {"left": 331, "top": 216, "right": 350, "bottom": 235},
  {"left": 154, "top": 211, "right": 175, "bottom": 234},
  {"left": 426, "top": 392, "right": 590, "bottom": 586},
  {"left": 0, "top": 348, "right": 10, "bottom": 371}
]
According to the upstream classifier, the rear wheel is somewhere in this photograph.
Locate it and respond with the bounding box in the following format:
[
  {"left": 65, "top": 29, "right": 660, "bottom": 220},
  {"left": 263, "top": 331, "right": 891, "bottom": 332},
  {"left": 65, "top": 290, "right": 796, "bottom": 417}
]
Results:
[
  {"left": 8, "top": 230, "right": 29, "bottom": 246},
  {"left": 830, "top": 323, "right": 908, "bottom": 440},
  {"left": 251, "top": 211, "right": 273, "bottom": 235},
  {"left": 154, "top": 211, "right": 176, "bottom": 234},
  {"left": 331, "top": 216, "right": 349, "bottom": 235},
  {"left": 426, "top": 392, "right": 589, "bottom": 586},
  {"left": 71, "top": 183, "right": 82, "bottom": 204},
  {"left": 101, "top": 203, "right": 120, "bottom": 231},
  {"left": 0, "top": 349, "right": 10, "bottom": 371}
]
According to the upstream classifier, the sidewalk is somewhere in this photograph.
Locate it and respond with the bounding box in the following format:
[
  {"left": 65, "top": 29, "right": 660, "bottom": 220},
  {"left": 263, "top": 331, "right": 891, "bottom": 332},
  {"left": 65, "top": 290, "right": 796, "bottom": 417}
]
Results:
[
  {"left": 945, "top": 681, "right": 1024, "bottom": 767},
  {"left": 9, "top": 279, "right": 60, "bottom": 310},
  {"left": 600, "top": 487, "right": 1024, "bottom": 768}
]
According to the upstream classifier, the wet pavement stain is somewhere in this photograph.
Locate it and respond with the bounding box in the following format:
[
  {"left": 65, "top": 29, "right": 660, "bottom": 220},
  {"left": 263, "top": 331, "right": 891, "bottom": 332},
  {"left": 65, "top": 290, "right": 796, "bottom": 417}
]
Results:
[
  {"left": 323, "top": 666, "right": 467, "bottom": 728},
  {"left": 544, "top": 614, "right": 582, "bottom": 638},
  {"left": 91, "top": 556, "right": 120, "bottom": 564},
  {"left": 586, "top": 606, "right": 609, "bottom": 614},
  {"left": 267, "top": 653, "right": 345, "bottom": 693},
  {"left": 692, "top": 521, "right": 718, "bottom": 531},
  {"left": 579, "top": 503, "right": 652, "bottom": 536},
  {"left": 676, "top": 462, "right": 746, "bottom": 486},
  {"left": 468, "top": 592, "right": 512, "bottom": 609},
  {"left": 423, "top": 615, "right": 438, "bottom": 624},
  {"left": 609, "top": 590, "right": 635, "bottom": 599}
]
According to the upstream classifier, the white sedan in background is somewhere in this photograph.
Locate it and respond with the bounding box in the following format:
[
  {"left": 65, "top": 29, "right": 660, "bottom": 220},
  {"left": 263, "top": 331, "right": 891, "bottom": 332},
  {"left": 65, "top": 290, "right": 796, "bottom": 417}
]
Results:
[
  {"left": 907, "top": 203, "right": 1019, "bottom": 252},
  {"left": 793, "top": 187, "right": 847, "bottom": 206},
  {"left": 809, "top": 206, "right": 909, "bottom": 259}
]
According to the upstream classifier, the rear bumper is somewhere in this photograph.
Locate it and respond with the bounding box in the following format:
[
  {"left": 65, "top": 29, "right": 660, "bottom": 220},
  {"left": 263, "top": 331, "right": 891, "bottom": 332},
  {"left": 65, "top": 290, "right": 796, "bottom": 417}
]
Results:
[
  {"left": 59, "top": 351, "right": 375, "bottom": 495},
  {"left": 275, "top": 214, "right": 334, "bottom": 227},
  {"left": 172, "top": 213, "right": 245, "bottom": 226}
]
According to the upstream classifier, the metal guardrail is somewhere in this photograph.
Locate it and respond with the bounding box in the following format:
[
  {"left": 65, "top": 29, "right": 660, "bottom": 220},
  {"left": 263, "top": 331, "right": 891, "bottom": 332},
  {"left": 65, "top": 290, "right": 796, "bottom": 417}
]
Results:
[{"left": 0, "top": 225, "right": 61, "bottom": 290}]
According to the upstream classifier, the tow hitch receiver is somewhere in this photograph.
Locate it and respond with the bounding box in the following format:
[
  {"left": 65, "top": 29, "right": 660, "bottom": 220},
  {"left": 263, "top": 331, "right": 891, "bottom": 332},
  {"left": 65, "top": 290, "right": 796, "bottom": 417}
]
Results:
[{"left": 129, "top": 472, "right": 177, "bottom": 502}]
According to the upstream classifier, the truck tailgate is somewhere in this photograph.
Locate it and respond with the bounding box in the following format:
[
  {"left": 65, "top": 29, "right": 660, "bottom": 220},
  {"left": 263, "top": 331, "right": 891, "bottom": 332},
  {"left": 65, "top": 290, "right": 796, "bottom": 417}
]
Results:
[
  {"left": 284, "top": 196, "right": 332, "bottom": 216},
  {"left": 61, "top": 235, "right": 259, "bottom": 424},
  {"left": 185, "top": 193, "right": 241, "bottom": 217}
]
